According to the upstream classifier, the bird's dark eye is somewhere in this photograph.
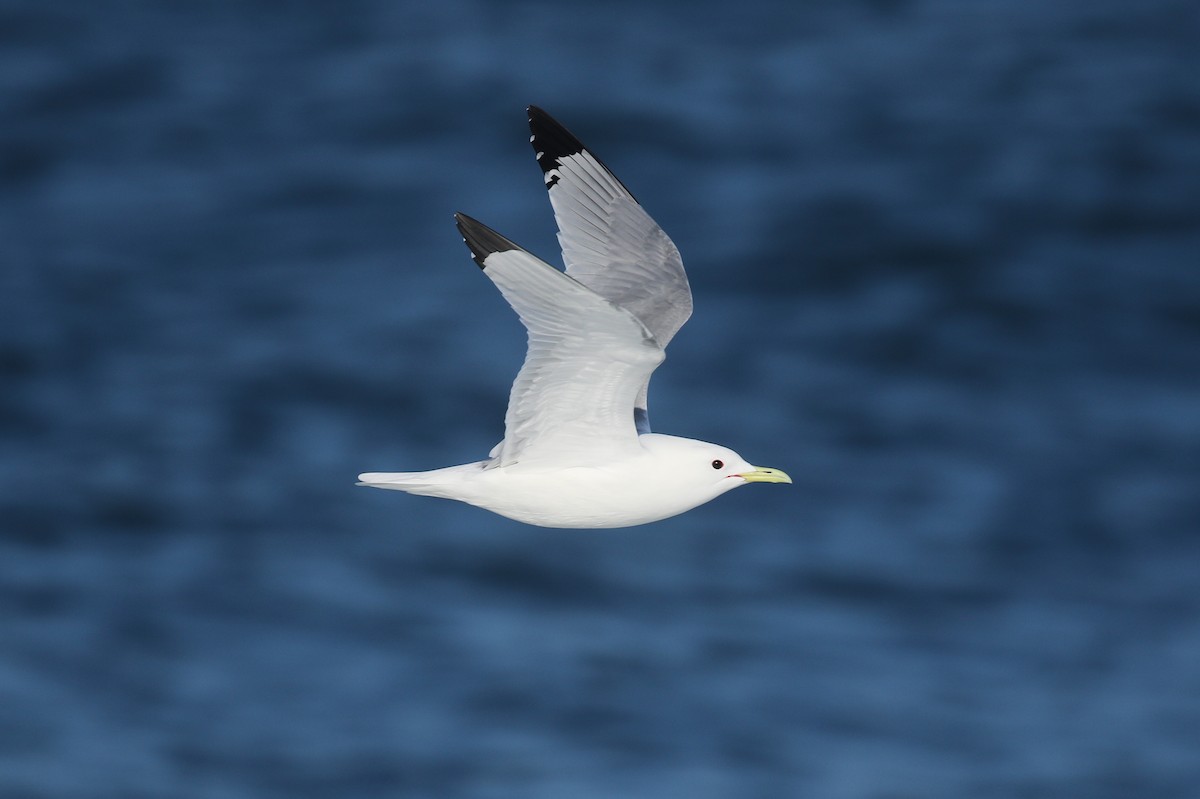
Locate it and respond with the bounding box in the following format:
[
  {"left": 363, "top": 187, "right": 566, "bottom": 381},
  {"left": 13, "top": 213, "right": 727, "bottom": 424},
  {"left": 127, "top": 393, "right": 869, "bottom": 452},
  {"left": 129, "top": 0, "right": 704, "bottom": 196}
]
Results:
[{"left": 711, "top": 459, "right": 724, "bottom": 470}]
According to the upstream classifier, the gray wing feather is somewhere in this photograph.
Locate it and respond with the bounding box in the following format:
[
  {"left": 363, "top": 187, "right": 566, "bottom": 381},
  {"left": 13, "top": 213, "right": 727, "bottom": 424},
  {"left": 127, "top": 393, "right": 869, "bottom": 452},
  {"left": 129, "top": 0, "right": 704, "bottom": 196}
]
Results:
[
  {"left": 528, "top": 107, "right": 692, "bottom": 431},
  {"left": 456, "top": 213, "right": 665, "bottom": 465}
]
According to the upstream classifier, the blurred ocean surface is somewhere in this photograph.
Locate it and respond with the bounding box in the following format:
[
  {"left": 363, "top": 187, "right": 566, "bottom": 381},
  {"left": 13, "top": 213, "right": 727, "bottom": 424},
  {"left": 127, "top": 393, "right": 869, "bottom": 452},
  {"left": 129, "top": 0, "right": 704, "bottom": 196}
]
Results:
[{"left": 2, "top": 1, "right": 1198, "bottom": 797}]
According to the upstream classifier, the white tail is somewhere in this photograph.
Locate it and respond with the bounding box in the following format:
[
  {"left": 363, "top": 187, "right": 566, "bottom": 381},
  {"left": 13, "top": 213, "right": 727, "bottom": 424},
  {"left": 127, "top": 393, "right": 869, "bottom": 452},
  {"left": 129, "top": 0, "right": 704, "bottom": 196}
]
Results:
[
  {"left": 356, "top": 462, "right": 487, "bottom": 498},
  {"left": 356, "top": 472, "right": 432, "bottom": 492}
]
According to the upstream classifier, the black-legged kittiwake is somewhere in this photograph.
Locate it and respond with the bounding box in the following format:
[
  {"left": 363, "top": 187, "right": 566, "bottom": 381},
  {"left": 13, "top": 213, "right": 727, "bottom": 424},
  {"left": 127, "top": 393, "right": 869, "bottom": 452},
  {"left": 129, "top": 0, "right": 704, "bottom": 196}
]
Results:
[{"left": 358, "top": 106, "right": 790, "bottom": 527}]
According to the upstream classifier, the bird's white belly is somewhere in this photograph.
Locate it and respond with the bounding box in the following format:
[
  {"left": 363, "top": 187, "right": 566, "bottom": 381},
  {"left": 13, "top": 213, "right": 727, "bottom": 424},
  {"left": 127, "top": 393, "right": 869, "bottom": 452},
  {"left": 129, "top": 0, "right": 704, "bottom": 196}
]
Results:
[{"left": 460, "top": 465, "right": 713, "bottom": 528}]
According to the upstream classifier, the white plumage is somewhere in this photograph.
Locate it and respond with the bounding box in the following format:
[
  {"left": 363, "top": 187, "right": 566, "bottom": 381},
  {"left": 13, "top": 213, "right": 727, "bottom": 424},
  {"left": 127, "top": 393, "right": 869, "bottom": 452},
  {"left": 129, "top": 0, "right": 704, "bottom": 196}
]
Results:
[{"left": 358, "top": 107, "right": 790, "bottom": 527}]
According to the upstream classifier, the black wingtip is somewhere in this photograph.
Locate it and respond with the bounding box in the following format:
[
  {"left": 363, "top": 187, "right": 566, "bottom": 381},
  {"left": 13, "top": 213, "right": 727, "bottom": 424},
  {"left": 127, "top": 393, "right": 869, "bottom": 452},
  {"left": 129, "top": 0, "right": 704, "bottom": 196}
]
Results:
[
  {"left": 454, "top": 212, "right": 520, "bottom": 270},
  {"left": 526, "top": 106, "right": 637, "bottom": 201},
  {"left": 527, "top": 106, "right": 586, "bottom": 188}
]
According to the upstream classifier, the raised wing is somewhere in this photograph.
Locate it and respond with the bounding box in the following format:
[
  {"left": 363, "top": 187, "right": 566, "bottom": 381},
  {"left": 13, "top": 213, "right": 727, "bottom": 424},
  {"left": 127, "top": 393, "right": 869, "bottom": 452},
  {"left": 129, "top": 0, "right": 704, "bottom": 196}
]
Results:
[
  {"left": 528, "top": 107, "right": 692, "bottom": 432},
  {"left": 455, "top": 213, "right": 665, "bottom": 467}
]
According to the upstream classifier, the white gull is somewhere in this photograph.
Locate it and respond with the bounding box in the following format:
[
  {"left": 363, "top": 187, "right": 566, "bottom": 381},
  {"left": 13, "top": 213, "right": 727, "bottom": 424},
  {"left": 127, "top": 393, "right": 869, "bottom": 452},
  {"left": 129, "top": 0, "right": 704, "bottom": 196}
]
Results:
[{"left": 358, "top": 106, "right": 790, "bottom": 527}]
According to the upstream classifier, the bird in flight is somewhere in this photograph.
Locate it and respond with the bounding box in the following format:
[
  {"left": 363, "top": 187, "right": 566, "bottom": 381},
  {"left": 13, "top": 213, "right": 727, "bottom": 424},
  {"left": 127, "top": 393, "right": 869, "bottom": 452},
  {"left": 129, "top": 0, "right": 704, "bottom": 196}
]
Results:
[{"left": 358, "top": 106, "right": 790, "bottom": 527}]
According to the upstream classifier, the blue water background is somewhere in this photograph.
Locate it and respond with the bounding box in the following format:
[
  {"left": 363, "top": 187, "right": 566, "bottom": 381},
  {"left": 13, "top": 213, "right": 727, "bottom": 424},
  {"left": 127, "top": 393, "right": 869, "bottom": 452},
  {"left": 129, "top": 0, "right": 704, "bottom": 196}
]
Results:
[{"left": 2, "top": 1, "right": 1199, "bottom": 796}]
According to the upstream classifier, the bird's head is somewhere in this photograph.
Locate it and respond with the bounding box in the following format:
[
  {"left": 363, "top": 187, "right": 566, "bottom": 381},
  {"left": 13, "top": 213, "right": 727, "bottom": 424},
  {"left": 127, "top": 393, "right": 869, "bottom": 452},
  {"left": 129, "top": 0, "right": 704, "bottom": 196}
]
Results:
[{"left": 639, "top": 434, "right": 792, "bottom": 502}]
